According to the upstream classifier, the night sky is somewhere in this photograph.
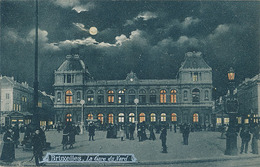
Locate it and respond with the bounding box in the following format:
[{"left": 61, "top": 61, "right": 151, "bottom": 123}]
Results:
[{"left": 1, "top": 0, "right": 259, "bottom": 97}]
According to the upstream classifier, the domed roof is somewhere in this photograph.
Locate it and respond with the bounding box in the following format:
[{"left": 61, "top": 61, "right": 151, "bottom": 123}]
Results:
[{"left": 57, "top": 54, "right": 85, "bottom": 71}]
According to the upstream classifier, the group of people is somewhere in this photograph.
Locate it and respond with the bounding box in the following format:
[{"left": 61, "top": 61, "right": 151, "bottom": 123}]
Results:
[
  {"left": 0, "top": 124, "right": 46, "bottom": 166},
  {"left": 62, "top": 122, "right": 80, "bottom": 150},
  {"left": 240, "top": 124, "right": 259, "bottom": 154}
]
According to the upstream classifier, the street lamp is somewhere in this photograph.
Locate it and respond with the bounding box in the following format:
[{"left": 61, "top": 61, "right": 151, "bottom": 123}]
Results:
[
  {"left": 225, "top": 67, "right": 239, "bottom": 155},
  {"left": 134, "top": 98, "right": 139, "bottom": 134},
  {"left": 80, "top": 100, "right": 85, "bottom": 134}
]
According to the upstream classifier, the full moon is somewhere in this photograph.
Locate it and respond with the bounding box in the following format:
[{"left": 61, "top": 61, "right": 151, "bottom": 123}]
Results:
[{"left": 89, "top": 27, "right": 98, "bottom": 35}]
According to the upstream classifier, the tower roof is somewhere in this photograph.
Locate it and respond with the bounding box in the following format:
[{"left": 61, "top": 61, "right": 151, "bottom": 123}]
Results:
[
  {"left": 57, "top": 54, "right": 85, "bottom": 71},
  {"left": 180, "top": 52, "right": 211, "bottom": 70}
]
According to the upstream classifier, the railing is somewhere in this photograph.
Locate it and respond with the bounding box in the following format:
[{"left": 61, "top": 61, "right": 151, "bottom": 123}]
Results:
[{"left": 54, "top": 101, "right": 214, "bottom": 108}]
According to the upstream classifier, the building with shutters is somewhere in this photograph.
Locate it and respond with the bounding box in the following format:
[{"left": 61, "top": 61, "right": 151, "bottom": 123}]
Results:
[{"left": 53, "top": 51, "right": 214, "bottom": 127}]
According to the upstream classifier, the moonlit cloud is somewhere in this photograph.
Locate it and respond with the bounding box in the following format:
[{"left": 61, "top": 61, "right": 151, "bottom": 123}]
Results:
[
  {"left": 72, "top": 2, "right": 95, "bottom": 13},
  {"left": 176, "top": 36, "right": 199, "bottom": 46},
  {"left": 73, "top": 22, "right": 88, "bottom": 32},
  {"left": 52, "top": 0, "right": 80, "bottom": 8},
  {"left": 136, "top": 11, "right": 158, "bottom": 21},
  {"left": 182, "top": 17, "right": 200, "bottom": 28},
  {"left": 208, "top": 24, "right": 230, "bottom": 40}
]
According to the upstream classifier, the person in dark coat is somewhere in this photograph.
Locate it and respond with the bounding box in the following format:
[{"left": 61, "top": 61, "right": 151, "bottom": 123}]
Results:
[
  {"left": 148, "top": 125, "right": 156, "bottom": 140},
  {"left": 174, "top": 124, "right": 177, "bottom": 133},
  {"left": 240, "top": 126, "right": 251, "bottom": 154},
  {"left": 12, "top": 124, "right": 20, "bottom": 148},
  {"left": 251, "top": 124, "right": 259, "bottom": 154},
  {"left": 69, "top": 125, "right": 76, "bottom": 148},
  {"left": 160, "top": 126, "right": 167, "bottom": 153},
  {"left": 0, "top": 129, "right": 15, "bottom": 162},
  {"left": 31, "top": 129, "right": 44, "bottom": 166},
  {"left": 182, "top": 124, "right": 190, "bottom": 145},
  {"left": 62, "top": 124, "right": 70, "bottom": 150},
  {"left": 88, "top": 123, "right": 95, "bottom": 141},
  {"left": 129, "top": 123, "right": 135, "bottom": 140}
]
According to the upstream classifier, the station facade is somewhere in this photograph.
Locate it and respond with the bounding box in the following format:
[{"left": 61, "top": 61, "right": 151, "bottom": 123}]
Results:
[{"left": 53, "top": 52, "right": 214, "bottom": 126}]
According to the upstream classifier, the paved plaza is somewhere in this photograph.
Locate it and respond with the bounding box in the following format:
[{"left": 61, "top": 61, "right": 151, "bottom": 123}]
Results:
[{"left": 0, "top": 129, "right": 260, "bottom": 166}]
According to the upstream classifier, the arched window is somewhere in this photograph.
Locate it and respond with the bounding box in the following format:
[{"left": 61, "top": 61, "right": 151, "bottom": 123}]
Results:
[
  {"left": 193, "top": 113, "right": 199, "bottom": 123},
  {"left": 205, "top": 90, "right": 209, "bottom": 100},
  {"left": 184, "top": 90, "right": 188, "bottom": 101},
  {"left": 66, "top": 113, "right": 72, "bottom": 122},
  {"left": 129, "top": 113, "right": 135, "bottom": 123},
  {"left": 139, "top": 113, "right": 145, "bottom": 123},
  {"left": 97, "top": 90, "right": 104, "bottom": 104},
  {"left": 57, "top": 92, "right": 61, "bottom": 102},
  {"left": 150, "top": 89, "right": 156, "bottom": 104},
  {"left": 98, "top": 114, "right": 104, "bottom": 124},
  {"left": 160, "top": 90, "right": 167, "bottom": 103},
  {"left": 171, "top": 113, "right": 177, "bottom": 122},
  {"left": 118, "top": 113, "right": 124, "bottom": 123},
  {"left": 88, "top": 114, "right": 93, "bottom": 120},
  {"left": 192, "top": 89, "right": 200, "bottom": 103},
  {"left": 118, "top": 90, "right": 125, "bottom": 104},
  {"left": 108, "top": 90, "right": 114, "bottom": 103},
  {"left": 161, "top": 113, "right": 166, "bottom": 122},
  {"left": 108, "top": 114, "right": 114, "bottom": 124},
  {"left": 65, "top": 90, "right": 73, "bottom": 104},
  {"left": 150, "top": 113, "right": 156, "bottom": 122},
  {"left": 170, "top": 90, "right": 177, "bottom": 103}
]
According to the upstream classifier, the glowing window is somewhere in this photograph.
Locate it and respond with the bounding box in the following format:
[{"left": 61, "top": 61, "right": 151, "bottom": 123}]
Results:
[
  {"left": 193, "top": 113, "right": 199, "bottom": 122},
  {"left": 108, "top": 90, "right": 114, "bottom": 103},
  {"left": 65, "top": 90, "right": 73, "bottom": 104},
  {"left": 160, "top": 90, "right": 167, "bottom": 103},
  {"left": 171, "top": 113, "right": 177, "bottom": 122},
  {"left": 139, "top": 113, "right": 145, "bottom": 123},
  {"left": 88, "top": 114, "right": 93, "bottom": 120},
  {"left": 216, "top": 118, "right": 222, "bottom": 124},
  {"left": 119, "top": 113, "right": 124, "bottom": 123},
  {"left": 108, "top": 114, "right": 114, "bottom": 124},
  {"left": 161, "top": 113, "right": 166, "bottom": 122},
  {"left": 151, "top": 113, "right": 156, "bottom": 122},
  {"left": 66, "top": 113, "right": 72, "bottom": 122},
  {"left": 129, "top": 113, "right": 135, "bottom": 123},
  {"left": 170, "top": 90, "right": 177, "bottom": 103},
  {"left": 98, "top": 114, "right": 104, "bottom": 124},
  {"left": 193, "top": 72, "right": 198, "bottom": 82},
  {"left": 224, "top": 118, "right": 229, "bottom": 124}
]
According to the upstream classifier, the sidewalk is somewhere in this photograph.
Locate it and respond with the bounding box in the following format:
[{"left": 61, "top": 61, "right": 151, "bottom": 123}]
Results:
[{"left": 0, "top": 130, "right": 259, "bottom": 166}]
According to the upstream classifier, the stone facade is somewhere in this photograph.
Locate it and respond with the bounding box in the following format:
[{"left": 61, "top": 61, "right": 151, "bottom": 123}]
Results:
[{"left": 54, "top": 52, "right": 214, "bottom": 126}]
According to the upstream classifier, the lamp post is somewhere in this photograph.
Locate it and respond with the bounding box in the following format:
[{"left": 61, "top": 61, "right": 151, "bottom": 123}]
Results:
[
  {"left": 80, "top": 100, "right": 85, "bottom": 134},
  {"left": 225, "top": 67, "right": 239, "bottom": 155},
  {"left": 134, "top": 98, "right": 139, "bottom": 134}
]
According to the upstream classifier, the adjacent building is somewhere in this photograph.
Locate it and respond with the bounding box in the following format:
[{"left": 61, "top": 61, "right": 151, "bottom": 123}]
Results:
[
  {"left": 54, "top": 51, "right": 214, "bottom": 127},
  {"left": 0, "top": 76, "right": 54, "bottom": 126}
]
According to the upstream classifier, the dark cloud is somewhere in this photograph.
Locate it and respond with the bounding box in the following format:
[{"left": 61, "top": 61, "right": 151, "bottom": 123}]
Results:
[{"left": 1, "top": 0, "right": 259, "bottom": 96}]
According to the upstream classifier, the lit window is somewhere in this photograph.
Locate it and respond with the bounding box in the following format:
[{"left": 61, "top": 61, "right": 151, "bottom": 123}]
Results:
[
  {"left": 119, "top": 113, "right": 124, "bottom": 123},
  {"left": 161, "top": 113, "right": 166, "bottom": 122},
  {"left": 87, "top": 96, "right": 94, "bottom": 104},
  {"left": 108, "top": 90, "right": 114, "bottom": 103},
  {"left": 65, "top": 90, "right": 73, "bottom": 104},
  {"left": 108, "top": 114, "right": 114, "bottom": 124},
  {"left": 171, "top": 113, "right": 177, "bottom": 122},
  {"left": 118, "top": 90, "right": 125, "bottom": 104},
  {"left": 98, "top": 114, "right": 104, "bottom": 124},
  {"left": 160, "top": 90, "right": 167, "bottom": 103},
  {"left": 150, "top": 113, "right": 156, "bottom": 122},
  {"left": 224, "top": 118, "right": 229, "bottom": 124},
  {"left": 193, "top": 72, "right": 198, "bottom": 82},
  {"left": 129, "top": 113, "right": 135, "bottom": 123},
  {"left": 88, "top": 114, "right": 93, "bottom": 120},
  {"left": 66, "top": 113, "right": 72, "bottom": 122},
  {"left": 139, "top": 113, "right": 145, "bottom": 123},
  {"left": 170, "top": 90, "right": 177, "bottom": 103},
  {"left": 38, "top": 101, "right": 42, "bottom": 108},
  {"left": 216, "top": 118, "right": 222, "bottom": 124},
  {"left": 193, "top": 113, "right": 199, "bottom": 122}
]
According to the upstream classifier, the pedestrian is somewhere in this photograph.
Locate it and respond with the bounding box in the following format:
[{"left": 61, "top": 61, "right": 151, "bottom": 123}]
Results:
[
  {"left": 68, "top": 125, "right": 76, "bottom": 148},
  {"left": 129, "top": 123, "right": 135, "bottom": 140},
  {"left": 88, "top": 122, "right": 95, "bottom": 141},
  {"left": 174, "top": 124, "right": 177, "bottom": 133},
  {"left": 119, "top": 127, "right": 124, "bottom": 141},
  {"left": 125, "top": 123, "right": 130, "bottom": 139},
  {"left": 148, "top": 125, "right": 156, "bottom": 140},
  {"left": 240, "top": 126, "right": 251, "bottom": 154},
  {"left": 0, "top": 128, "right": 15, "bottom": 162},
  {"left": 160, "top": 126, "right": 167, "bottom": 153},
  {"left": 220, "top": 125, "right": 226, "bottom": 139},
  {"left": 137, "top": 127, "right": 142, "bottom": 141},
  {"left": 182, "top": 124, "right": 190, "bottom": 145},
  {"left": 12, "top": 124, "right": 20, "bottom": 148},
  {"left": 62, "top": 124, "right": 70, "bottom": 150},
  {"left": 251, "top": 124, "right": 259, "bottom": 154},
  {"left": 31, "top": 128, "right": 45, "bottom": 166}
]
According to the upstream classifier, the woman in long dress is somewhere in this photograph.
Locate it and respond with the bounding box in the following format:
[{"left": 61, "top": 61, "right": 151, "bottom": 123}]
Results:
[{"left": 0, "top": 128, "right": 15, "bottom": 162}]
